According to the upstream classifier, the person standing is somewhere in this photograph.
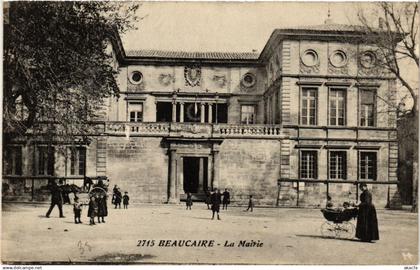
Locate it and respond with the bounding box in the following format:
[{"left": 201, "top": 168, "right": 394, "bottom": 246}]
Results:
[
  {"left": 97, "top": 193, "right": 108, "bottom": 223},
  {"left": 73, "top": 196, "right": 83, "bottom": 224},
  {"left": 186, "top": 192, "right": 193, "bottom": 210},
  {"left": 356, "top": 183, "right": 379, "bottom": 242},
  {"left": 123, "top": 192, "right": 130, "bottom": 209},
  {"left": 87, "top": 195, "right": 98, "bottom": 225},
  {"left": 113, "top": 188, "right": 122, "bottom": 209},
  {"left": 246, "top": 195, "right": 254, "bottom": 212},
  {"left": 210, "top": 189, "right": 222, "bottom": 220},
  {"left": 222, "top": 189, "right": 230, "bottom": 210},
  {"left": 204, "top": 189, "right": 211, "bottom": 210},
  {"left": 45, "top": 180, "right": 65, "bottom": 218}
]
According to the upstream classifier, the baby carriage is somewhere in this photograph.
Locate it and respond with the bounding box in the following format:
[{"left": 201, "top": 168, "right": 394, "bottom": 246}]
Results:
[{"left": 320, "top": 207, "right": 358, "bottom": 239}]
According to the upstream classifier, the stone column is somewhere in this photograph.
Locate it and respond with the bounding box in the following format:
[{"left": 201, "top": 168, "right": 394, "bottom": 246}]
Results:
[
  {"left": 168, "top": 149, "right": 177, "bottom": 203},
  {"left": 208, "top": 103, "right": 213, "bottom": 123},
  {"left": 200, "top": 103, "right": 205, "bottom": 123},
  {"left": 212, "top": 148, "right": 220, "bottom": 190},
  {"left": 180, "top": 102, "right": 184, "bottom": 123},
  {"left": 172, "top": 101, "right": 177, "bottom": 122},
  {"left": 198, "top": 157, "right": 204, "bottom": 192}
]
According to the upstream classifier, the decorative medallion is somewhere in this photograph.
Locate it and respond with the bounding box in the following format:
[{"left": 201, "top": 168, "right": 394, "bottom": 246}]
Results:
[
  {"left": 301, "top": 49, "right": 319, "bottom": 67},
  {"left": 300, "top": 49, "right": 320, "bottom": 74},
  {"left": 329, "top": 50, "right": 348, "bottom": 68},
  {"left": 129, "top": 71, "right": 143, "bottom": 85},
  {"left": 360, "top": 51, "right": 376, "bottom": 69},
  {"left": 241, "top": 73, "right": 256, "bottom": 89},
  {"left": 184, "top": 65, "right": 201, "bottom": 87},
  {"left": 328, "top": 50, "right": 349, "bottom": 75},
  {"left": 212, "top": 74, "right": 227, "bottom": 88},
  {"left": 158, "top": 73, "right": 174, "bottom": 86}
]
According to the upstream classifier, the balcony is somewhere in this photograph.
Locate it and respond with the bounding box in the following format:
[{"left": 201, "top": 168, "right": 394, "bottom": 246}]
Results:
[{"left": 105, "top": 122, "right": 284, "bottom": 139}]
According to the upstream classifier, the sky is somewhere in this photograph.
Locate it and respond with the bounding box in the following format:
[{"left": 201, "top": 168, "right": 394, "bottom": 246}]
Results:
[
  {"left": 120, "top": 1, "right": 417, "bottom": 106},
  {"left": 121, "top": 2, "right": 369, "bottom": 53}
]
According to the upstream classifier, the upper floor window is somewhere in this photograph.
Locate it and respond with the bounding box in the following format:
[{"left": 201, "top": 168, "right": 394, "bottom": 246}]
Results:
[
  {"left": 69, "top": 147, "right": 86, "bottom": 176},
  {"left": 300, "top": 150, "right": 318, "bottom": 179},
  {"left": 241, "top": 105, "right": 256, "bottom": 124},
  {"left": 37, "top": 146, "right": 54, "bottom": 176},
  {"left": 4, "top": 146, "right": 22, "bottom": 175},
  {"left": 329, "top": 89, "right": 346, "bottom": 126},
  {"left": 329, "top": 151, "right": 347, "bottom": 180},
  {"left": 128, "top": 102, "right": 143, "bottom": 122},
  {"left": 301, "top": 88, "right": 317, "bottom": 125},
  {"left": 359, "top": 152, "right": 377, "bottom": 180},
  {"left": 360, "top": 90, "right": 375, "bottom": 127}
]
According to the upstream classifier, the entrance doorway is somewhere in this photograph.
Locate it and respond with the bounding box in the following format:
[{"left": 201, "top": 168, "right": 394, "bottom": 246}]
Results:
[{"left": 183, "top": 157, "right": 208, "bottom": 194}]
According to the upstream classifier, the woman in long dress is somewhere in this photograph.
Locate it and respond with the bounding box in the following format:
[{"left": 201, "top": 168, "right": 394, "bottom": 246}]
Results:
[{"left": 356, "top": 183, "right": 379, "bottom": 242}]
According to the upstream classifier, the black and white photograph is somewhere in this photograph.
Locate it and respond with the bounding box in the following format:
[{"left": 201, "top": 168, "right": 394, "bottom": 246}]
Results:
[{"left": 1, "top": 1, "right": 419, "bottom": 266}]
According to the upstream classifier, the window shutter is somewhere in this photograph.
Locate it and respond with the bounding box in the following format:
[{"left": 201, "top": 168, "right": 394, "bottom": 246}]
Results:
[{"left": 314, "top": 151, "right": 318, "bottom": 179}]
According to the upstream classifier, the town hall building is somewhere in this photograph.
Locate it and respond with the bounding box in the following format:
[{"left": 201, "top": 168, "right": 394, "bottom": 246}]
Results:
[{"left": 2, "top": 21, "right": 402, "bottom": 208}]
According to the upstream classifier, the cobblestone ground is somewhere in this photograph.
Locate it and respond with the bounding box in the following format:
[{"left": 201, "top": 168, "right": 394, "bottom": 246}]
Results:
[{"left": 1, "top": 203, "right": 418, "bottom": 265}]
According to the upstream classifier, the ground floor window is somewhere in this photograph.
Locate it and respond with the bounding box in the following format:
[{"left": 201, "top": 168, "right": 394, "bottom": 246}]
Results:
[
  {"left": 3, "top": 146, "right": 23, "bottom": 175},
  {"left": 300, "top": 151, "right": 317, "bottom": 179},
  {"left": 329, "top": 151, "right": 347, "bottom": 180},
  {"left": 69, "top": 147, "right": 86, "bottom": 176},
  {"left": 37, "top": 146, "right": 55, "bottom": 176},
  {"left": 359, "top": 151, "right": 377, "bottom": 180}
]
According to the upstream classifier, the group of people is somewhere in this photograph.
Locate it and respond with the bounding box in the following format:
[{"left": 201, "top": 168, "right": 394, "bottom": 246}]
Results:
[
  {"left": 111, "top": 185, "right": 130, "bottom": 209},
  {"left": 45, "top": 178, "right": 130, "bottom": 226},
  {"left": 186, "top": 188, "right": 255, "bottom": 220}
]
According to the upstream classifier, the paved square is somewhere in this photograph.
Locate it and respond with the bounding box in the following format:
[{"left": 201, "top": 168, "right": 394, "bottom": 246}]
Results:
[{"left": 1, "top": 203, "right": 418, "bottom": 264}]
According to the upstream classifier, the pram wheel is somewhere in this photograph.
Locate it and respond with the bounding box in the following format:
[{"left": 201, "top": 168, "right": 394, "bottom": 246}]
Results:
[
  {"left": 321, "top": 221, "right": 336, "bottom": 238},
  {"left": 335, "top": 221, "right": 355, "bottom": 239}
]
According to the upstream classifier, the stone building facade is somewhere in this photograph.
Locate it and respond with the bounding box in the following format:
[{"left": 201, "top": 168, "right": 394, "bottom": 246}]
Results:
[{"left": 3, "top": 23, "right": 402, "bottom": 208}]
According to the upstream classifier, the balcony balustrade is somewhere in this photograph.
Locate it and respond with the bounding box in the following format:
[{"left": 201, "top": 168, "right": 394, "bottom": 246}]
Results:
[{"left": 105, "top": 122, "right": 284, "bottom": 139}]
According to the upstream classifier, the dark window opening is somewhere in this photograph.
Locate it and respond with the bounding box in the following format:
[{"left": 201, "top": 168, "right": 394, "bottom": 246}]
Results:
[
  {"left": 156, "top": 102, "right": 172, "bottom": 122},
  {"left": 212, "top": 103, "right": 228, "bottom": 124}
]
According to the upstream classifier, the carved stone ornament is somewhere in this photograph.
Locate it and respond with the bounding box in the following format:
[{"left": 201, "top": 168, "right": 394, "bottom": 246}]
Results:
[
  {"left": 241, "top": 73, "right": 256, "bottom": 88},
  {"left": 184, "top": 65, "right": 201, "bottom": 87},
  {"left": 159, "top": 73, "right": 174, "bottom": 86},
  {"left": 212, "top": 74, "right": 227, "bottom": 87},
  {"left": 328, "top": 50, "right": 349, "bottom": 75},
  {"left": 300, "top": 49, "right": 320, "bottom": 74}
]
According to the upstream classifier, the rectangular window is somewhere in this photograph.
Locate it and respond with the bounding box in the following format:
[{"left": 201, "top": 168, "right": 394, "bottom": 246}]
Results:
[
  {"left": 301, "top": 88, "right": 317, "bottom": 125},
  {"left": 4, "top": 146, "right": 23, "bottom": 175},
  {"left": 329, "top": 151, "right": 347, "bottom": 180},
  {"left": 37, "top": 146, "right": 54, "bottom": 176},
  {"left": 300, "top": 151, "right": 318, "bottom": 179},
  {"left": 329, "top": 89, "right": 346, "bottom": 126},
  {"left": 69, "top": 147, "right": 86, "bottom": 176},
  {"left": 360, "top": 90, "right": 375, "bottom": 127},
  {"left": 241, "top": 105, "right": 256, "bottom": 124},
  {"left": 359, "top": 152, "right": 377, "bottom": 180},
  {"left": 128, "top": 102, "right": 143, "bottom": 122}
]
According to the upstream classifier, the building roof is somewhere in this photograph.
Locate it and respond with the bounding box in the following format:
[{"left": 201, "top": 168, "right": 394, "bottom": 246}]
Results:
[
  {"left": 126, "top": 49, "right": 260, "bottom": 60},
  {"left": 278, "top": 23, "right": 376, "bottom": 33}
]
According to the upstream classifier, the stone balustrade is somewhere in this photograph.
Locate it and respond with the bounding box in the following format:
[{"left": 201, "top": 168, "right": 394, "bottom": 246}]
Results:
[{"left": 105, "top": 122, "right": 283, "bottom": 138}]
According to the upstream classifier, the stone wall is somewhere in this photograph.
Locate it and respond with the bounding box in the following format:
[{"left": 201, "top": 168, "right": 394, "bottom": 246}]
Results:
[
  {"left": 218, "top": 139, "right": 281, "bottom": 206},
  {"left": 106, "top": 136, "right": 169, "bottom": 203}
]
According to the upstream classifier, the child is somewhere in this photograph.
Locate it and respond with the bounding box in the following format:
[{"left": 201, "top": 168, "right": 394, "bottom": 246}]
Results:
[
  {"left": 73, "top": 196, "right": 83, "bottom": 224},
  {"left": 123, "top": 192, "right": 130, "bottom": 209},
  {"left": 246, "top": 195, "right": 254, "bottom": 212},
  {"left": 186, "top": 192, "right": 193, "bottom": 210},
  {"left": 87, "top": 195, "right": 98, "bottom": 225},
  {"left": 326, "top": 195, "right": 334, "bottom": 208},
  {"left": 97, "top": 193, "right": 108, "bottom": 223}
]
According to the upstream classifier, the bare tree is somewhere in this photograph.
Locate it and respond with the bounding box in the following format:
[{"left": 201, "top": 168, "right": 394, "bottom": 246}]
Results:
[{"left": 357, "top": 2, "right": 418, "bottom": 212}]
